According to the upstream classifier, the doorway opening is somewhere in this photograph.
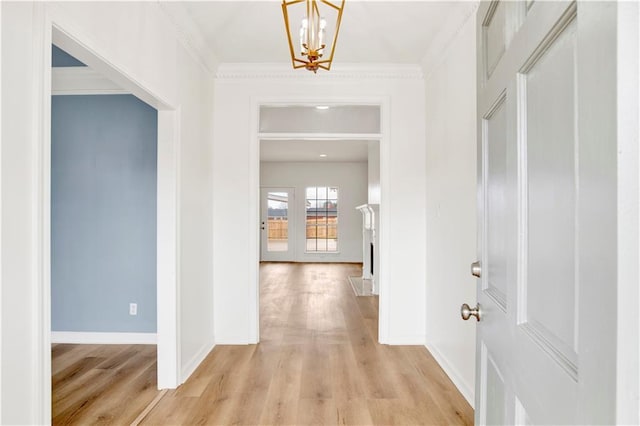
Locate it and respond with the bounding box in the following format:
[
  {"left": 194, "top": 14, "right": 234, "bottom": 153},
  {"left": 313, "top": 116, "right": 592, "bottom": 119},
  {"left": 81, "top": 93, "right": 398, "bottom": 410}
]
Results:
[
  {"left": 257, "top": 103, "right": 382, "bottom": 342},
  {"left": 35, "top": 23, "right": 181, "bottom": 421},
  {"left": 50, "top": 44, "right": 160, "bottom": 422}
]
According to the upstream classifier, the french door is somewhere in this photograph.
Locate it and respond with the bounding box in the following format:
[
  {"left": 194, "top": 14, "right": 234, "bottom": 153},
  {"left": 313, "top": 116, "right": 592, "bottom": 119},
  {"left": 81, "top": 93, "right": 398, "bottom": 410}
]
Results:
[{"left": 260, "top": 188, "right": 295, "bottom": 261}]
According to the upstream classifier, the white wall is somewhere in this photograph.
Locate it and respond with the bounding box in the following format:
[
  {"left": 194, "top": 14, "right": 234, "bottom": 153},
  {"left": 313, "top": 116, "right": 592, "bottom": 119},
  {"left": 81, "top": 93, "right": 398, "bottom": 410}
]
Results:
[
  {"left": 367, "top": 141, "right": 380, "bottom": 205},
  {"left": 213, "top": 65, "right": 426, "bottom": 345},
  {"left": 261, "top": 161, "right": 367, "bottom": 263},
  {"left": 1, "top": 4, "right": 34, "bottom": 421},
  {"left": 423, "top": 14, "right": 477, "bottom": 405},
  {"left": 1, "top": 2, "right": 215, "bottom": 423},
  {"left": 175, "top": 42, "right": 215, "bottom": 382},
  {"left": 616, "top": 1, "right": 640, "bottom": 423}
]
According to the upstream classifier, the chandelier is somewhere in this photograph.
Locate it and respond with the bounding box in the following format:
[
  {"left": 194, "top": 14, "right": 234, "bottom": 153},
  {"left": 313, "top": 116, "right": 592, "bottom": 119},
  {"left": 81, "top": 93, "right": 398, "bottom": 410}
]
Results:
[{"left": 281, "top": 0, "right": 346, "bottom": 73}]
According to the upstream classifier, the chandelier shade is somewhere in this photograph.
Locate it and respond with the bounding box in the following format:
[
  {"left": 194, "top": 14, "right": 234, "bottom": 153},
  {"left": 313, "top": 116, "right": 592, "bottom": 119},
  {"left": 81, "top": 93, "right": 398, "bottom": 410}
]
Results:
[{"left": 281, "top": 0, "right": 345, "bottom": 73}]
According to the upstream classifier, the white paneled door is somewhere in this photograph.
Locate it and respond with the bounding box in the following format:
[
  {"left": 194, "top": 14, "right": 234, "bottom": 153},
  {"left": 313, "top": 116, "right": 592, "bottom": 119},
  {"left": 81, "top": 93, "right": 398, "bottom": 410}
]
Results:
[
  {"left": 470, "top": 1, "right": 617, "bottom": 424},
  {"left": 261, "top": 188, "right": 295, "bottom": 261}
]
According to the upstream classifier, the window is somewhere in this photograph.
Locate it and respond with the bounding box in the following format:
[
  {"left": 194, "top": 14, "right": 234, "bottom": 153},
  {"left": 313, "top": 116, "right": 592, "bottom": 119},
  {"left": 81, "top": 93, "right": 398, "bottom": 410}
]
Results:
[{"left": 306, "top": 187, "right": 338, "bottom": 252}]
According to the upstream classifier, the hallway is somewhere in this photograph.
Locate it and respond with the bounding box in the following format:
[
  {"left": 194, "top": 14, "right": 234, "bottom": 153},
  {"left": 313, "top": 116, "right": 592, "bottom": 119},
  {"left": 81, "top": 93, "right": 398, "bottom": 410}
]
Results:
[{"left": 141, "top": 263, "right": 473, "bottom": 425}]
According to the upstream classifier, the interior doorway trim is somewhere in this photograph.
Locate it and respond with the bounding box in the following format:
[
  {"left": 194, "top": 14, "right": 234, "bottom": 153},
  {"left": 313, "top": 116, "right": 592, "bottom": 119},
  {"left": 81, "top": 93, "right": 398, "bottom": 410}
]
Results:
[
  {"left": 33, "top": 5, "right": 181, "bottom": 422},
  {"left": 250, "top": 96, "right": 390, "bottom": 344}
]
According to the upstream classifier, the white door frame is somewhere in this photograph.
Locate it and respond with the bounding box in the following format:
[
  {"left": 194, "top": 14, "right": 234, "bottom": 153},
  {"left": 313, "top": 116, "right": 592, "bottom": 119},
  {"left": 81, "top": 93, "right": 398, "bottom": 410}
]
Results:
[
  {"left": 249, "top": 97, "right": 389, "bottom": 344},
  {"left": 33, "top": 5, "right": 180, "bottom": 422}
]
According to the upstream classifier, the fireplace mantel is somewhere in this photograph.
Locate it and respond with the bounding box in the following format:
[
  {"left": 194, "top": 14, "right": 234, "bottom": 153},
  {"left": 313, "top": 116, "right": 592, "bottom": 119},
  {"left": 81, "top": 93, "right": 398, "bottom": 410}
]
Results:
[{"left": 355, "top": 204, "right": 378, "bottom": 293}]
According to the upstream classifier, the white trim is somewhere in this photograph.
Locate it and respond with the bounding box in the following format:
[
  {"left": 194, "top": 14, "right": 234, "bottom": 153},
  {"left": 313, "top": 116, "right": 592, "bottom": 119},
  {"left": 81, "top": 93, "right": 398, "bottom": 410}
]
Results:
[
  {"left": 213, "top": 334, "right": 252, "bottom": 345},
  {"left": 48, "top": 4, "right": 172, "bottom": 110},
  {"left": 217, "top": 63, "right": 423, "bottom": 80},
  {"left": 421, "top": 1, "right": 480, "bottom": 80},
  {"left": 616, "top": 1, "right": 640, "bottom": 423},
  {"left": 377, "top": 97, "right": 391, "bottom": 343},
  {"left": 303, "top": 251, "right": 341, "bottom": 254},
  {"left": 51, "top": 332, "right": 158, "bottom": 345},
  {"left": 48, "top": 8, "right": 181, "bottom": 386},
  {"left": 156, "top": 109, "right": 182, "bottom": 389},
  {"left": 51, "top": 67, "right": 128, "bottom": 96},
  {"left": 157, "top": 2, "right": 219, "bottom": 74},
  {"left": 180, "top": 339, "right": 215, "bottom": 384},
  {"left": 425, "top": 342, "right": 475, "bottom": 408},
  {"left": 249, "top": 98, "right": 260, "bottom": 344},
  {"left": 0, "top": 1, "right": 3, "bottom": 420},
  {"left": 33, "top": 5, "right": 183, "bottom": 422},
  {"left": 33, "top": 6, "right": 51, "bottom": 423},
  {"left": 384, "top": 335, "right": 426, "bottom": 345},
  {"left": 250, "top": 96, "right": 390, "bottom": 345},
  {"left": 259, "top": 132, "right": 381, "bottom": 141}
]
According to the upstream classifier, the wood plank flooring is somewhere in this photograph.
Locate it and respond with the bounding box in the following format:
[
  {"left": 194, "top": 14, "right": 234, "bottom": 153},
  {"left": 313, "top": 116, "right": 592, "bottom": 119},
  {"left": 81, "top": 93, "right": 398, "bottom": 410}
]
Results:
[
  {"left": 52, "top": 343, "right": 158, "bottom": 425},
  {"left": 143, "top": 262, "right": 473, "bottom": 425},
  {"left": 52, "top": 263, "right": 473, "bottom": 425}
]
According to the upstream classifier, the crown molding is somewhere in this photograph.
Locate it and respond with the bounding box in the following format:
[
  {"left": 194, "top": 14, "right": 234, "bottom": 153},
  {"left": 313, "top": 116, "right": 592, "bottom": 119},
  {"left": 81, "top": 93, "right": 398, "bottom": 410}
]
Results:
[
  {"left": 215, "top": 63, "right": 424, "bottom": 80},
  {"left": 52, "top": 67, "right": 128, "bottom": 95},
  {"left": 157, "top": 1, "right": 219, "bottom": 74},
  {"left": 421, "top": 0, "right": 480, "bottom": 81}
]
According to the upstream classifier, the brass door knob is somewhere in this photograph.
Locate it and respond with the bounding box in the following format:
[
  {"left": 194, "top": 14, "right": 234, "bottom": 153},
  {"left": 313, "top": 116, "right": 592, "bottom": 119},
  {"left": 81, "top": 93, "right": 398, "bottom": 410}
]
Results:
[{"left": 461, "top": 303, "right": 481, "bottom": 321}]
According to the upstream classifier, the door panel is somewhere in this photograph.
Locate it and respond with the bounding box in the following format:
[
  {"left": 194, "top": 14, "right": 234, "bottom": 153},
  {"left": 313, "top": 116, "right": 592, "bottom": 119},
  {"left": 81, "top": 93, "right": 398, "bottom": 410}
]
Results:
[
  {"left": 475, "top": 1, "right": 617, "bottom": 424},
  {"left": 523, "top": 19, "right": 578, "bottom": 368},
  {"left": 484, "top": 1, "right": 508, "bottom": 79},
  {"left": 483, "top": 346, "right": 507, "bottom": 426},
  {"left": 261, "top": 188, "right": 295, "bottom": 261},
  {"left": 484, "top": 93, "right": 509, "bottom": 310}
]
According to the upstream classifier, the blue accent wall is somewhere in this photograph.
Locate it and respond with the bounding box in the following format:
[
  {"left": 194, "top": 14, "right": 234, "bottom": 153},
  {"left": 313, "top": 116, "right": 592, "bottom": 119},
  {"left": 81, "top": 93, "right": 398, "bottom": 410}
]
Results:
[
  {"left": 52, "top": 45, "right": 86, "bottom": 67},
  {"left": 51, "top": 95, "right": 157, "bottom": 333}
]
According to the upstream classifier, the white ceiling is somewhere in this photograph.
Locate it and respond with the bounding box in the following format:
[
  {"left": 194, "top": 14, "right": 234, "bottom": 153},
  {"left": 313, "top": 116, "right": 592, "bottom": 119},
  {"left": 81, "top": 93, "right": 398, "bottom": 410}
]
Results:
[
  {"left": 261, "top": 139, "right": 371, "bottom": 162},
  {"left": 175, "top": 1, "right": 471, "bottom": 162},
  {"left": 181, "top": 1, "right": 474, "bottom": 65}
]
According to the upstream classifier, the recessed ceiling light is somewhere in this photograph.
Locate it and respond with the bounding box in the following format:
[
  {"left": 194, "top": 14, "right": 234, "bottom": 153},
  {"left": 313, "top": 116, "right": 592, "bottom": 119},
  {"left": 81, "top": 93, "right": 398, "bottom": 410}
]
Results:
[
  {"left": 319, "top": 154, "right": 328, "bottom": 158},
  {"left": 316, "top": 106, "right": 330, "bottom": 110}
]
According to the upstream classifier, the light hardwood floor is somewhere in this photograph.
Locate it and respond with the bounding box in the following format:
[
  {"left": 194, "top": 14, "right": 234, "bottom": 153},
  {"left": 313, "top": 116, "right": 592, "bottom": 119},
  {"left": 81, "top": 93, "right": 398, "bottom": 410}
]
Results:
[
  {"left": 52, "top": 343, "right": 158, "bottom": 424},
  {"left": 53, "top": 263, "right": 473, "bottom": 425},
  {"left": 145, "top": 262, "right": 472, "bottom": 425}
]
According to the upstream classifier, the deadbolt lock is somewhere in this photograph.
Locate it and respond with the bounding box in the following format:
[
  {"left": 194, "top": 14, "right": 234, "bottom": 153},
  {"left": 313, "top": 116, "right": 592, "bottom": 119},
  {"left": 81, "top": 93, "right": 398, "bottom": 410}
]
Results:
[{"left": 470, "top": 261, "right": 481, "bottom": 278}]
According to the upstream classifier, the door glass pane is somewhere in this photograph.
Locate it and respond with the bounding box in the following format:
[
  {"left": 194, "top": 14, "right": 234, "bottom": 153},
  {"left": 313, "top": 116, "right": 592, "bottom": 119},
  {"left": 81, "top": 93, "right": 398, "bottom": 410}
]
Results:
[
  {"left": 267, "top": 192, "right": 288, "bottom": 252},
  {"left": 306, "top": 226, "right": 317, "bottom": 251}
]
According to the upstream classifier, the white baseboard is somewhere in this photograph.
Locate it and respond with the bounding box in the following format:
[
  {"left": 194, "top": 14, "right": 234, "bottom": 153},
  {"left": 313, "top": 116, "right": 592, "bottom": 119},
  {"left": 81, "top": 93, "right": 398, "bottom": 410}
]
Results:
[
  {"left": 213, "top": 335, "right": 253, "bottom": 344},
  {"left": 51, "top": 331, "right": 157, "bottom": 344},
  {"left": 181, "top": 339, "right": 216, "bottom": 384},
  {"left": 425, "top": 342, "right": 475, "bottom": 408},
  {"left": 383, "top": 335, "right": 427, "bottom": 345}
]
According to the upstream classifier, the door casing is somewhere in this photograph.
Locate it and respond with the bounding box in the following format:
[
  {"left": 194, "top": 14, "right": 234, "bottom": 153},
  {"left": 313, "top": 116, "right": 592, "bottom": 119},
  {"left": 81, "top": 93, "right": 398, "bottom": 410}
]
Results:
[
  {"left": 251, "top": 98, "right": 387, "bottom": 344},
  {"left": 32, "top": 6, "right": 182, "bottom": 422}
]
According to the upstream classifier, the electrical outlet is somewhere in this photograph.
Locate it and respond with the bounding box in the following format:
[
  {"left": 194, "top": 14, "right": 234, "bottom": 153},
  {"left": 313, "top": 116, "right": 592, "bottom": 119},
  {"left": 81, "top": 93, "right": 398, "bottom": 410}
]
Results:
[{"left": 129, "top": 303, "right": 137, "bottom": 316}]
